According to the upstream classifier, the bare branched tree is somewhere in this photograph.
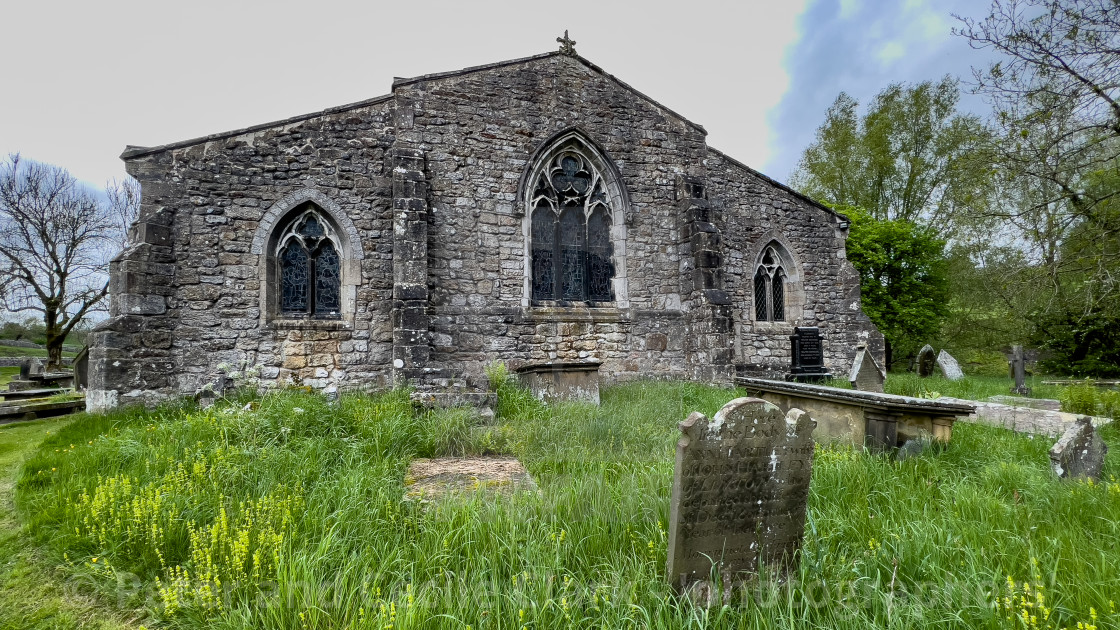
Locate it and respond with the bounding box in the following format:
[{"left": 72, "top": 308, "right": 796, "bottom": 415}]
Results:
[
  {"left": 0, "top": 155, "right": 123, "bottom": 369},
  {"left": 105, "top": 176, "right": 140, "bottom": 252}
]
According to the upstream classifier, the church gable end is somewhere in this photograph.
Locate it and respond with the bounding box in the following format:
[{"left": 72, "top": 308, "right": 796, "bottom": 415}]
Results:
[{"left": 88, "top": 47, "right": 883, "bottom": 410}]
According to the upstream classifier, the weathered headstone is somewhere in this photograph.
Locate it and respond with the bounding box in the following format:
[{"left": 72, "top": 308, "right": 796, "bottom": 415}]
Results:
[
  {"left": 667, "top": 398, "right": 816, "bottom": 600},
  {"left": 28, "top": 358, "right": 45, "bottom": 376},
  {"left": 849, "top": 344, "right": 885, "bottom": 393},
  {"left": 1049, "top": 417, "right": 1108, "bottom": 480},
  {"left": 18, "top": 360, "right": 30, "bottom": 380},
  {"left": 916, "top": 345, "right": 935, "bottom": 377},
  {"left": 788, "top": 327, "right": 830, "bottom": 382},
  {"left": 1010, "top": 345, "right": 1031, "bottom": 395},
  {"left": 936, "top": 350, "right": 964, "bottom": 381},
  {"left": 73, "top": 346, "right": 89, "bottom": 390}
]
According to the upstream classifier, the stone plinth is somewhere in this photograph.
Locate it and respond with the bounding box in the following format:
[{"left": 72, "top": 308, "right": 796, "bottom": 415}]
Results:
[
  {"left": 515, "top": 361, "right": 600, "bottom": 404},
  {"left": 667, "top": 398, "right": 816, "bottom": 599}
]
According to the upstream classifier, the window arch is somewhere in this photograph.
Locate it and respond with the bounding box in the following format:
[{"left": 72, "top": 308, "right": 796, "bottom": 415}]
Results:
[
  {"left": 275, "top": 209, "right": 343, "bottom": 318},
  {"left": 754, "top": 245, "right": 787, "bottom": 322},
  {"left": 528, "top": 150, "right": 615, "bottom": 303}
]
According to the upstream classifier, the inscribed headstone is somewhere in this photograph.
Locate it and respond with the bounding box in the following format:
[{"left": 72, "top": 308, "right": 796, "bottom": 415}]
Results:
[
  {"left": 789, "top": 327, "right": 830, "bottom": 382},
  {"left": 1049, "top": 417, "right": 1107, "bottom": 481},
  {"left": 936, "top": 350, "right": 964, "bottom": 381},
  {"left": 916, "top": 345, "right": 935, "bottom": 378},
  {"left": 667, "top": 397, "right": 816, "bottom": 598},
  {"left": 849, "top": 344, "right": 885, "bottom": 393}
]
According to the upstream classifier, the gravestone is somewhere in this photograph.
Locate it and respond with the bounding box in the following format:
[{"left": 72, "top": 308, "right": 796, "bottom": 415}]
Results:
[
  {"left": 73, "top": 346, "right": 89, "bottom": 389},
  {"left": 1010, "top": 345, "right": 1031, "bottom": 395},
  {"left": 1049, "top": 417, "right": 1107, "bottom": 481},
  {"left": 936, "top": 350, "right": 964, "bottom": 381},
  {"left": 18, "top": 360, "right": 30, "bottom": 380},
  {"left": 788, "top": 327, "right": 830, "bottom": 382},
  {"left": 667, "top": 397, "right": 816, "bottom": 600},
  {"left": 916, "top": 345, "right": 935, "bottom": 377},
  {"left": 848, "top": 344, "right": 885, "bottom": 393},
  {"left": 28, "top": 358, "right": 44, "bottom": 376}
]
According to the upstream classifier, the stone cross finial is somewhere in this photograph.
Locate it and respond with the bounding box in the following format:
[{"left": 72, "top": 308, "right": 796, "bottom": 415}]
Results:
[{"left": 557, "top": 30, "right": 577, "bottom": 56}]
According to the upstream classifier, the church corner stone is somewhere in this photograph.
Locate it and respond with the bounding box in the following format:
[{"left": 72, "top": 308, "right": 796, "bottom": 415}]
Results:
[
  {"left": 667, "top": 397, "right": 816, "bottom": 598},
  {"left": 88, "top": 47, "right": 885, "bottom": 409}
]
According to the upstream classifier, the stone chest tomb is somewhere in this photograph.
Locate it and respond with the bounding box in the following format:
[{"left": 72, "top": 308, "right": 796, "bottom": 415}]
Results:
[{"left": 88, "top": 41, "right": 883, "bottom": 409}]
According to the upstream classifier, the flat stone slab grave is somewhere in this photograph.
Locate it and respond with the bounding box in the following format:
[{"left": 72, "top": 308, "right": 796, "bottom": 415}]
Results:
[
  {"left": 667, "top": 397, "right": 816, "bottom": 601},
  {"left": 405, "top": 457, "right": 538, "bottom": 501}
]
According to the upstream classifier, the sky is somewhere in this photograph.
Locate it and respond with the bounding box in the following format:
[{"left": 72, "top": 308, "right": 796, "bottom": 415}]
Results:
[{"left": 0, "top": 0, "right": 995, "bottom": 192}]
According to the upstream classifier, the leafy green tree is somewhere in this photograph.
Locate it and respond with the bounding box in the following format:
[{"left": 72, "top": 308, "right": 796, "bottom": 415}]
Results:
[
  {"left": 792, "top": 77, "right": 994, "bottom": 236},
  {"left": 838, "top": 205, "right": 951, "bottom": 369},
  {"left": 955, "top": 0, "right": 1120, "bottom": 375}
]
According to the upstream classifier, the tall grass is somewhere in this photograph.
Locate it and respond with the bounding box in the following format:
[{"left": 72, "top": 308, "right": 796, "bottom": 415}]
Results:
[{"left": 14, "top": 381, "right": 1120, "bottom": 629}]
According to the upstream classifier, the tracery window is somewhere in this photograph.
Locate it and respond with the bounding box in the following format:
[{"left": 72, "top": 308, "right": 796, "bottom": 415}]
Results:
[
  {"left": 754, "top": 246, "right": 786, "bottom": 321},
  {"left": 529, "top": 152, "right": 614, "bottom": 303},
  {"left": 276, "top": 211, "right": 342, "bottom": 318}
]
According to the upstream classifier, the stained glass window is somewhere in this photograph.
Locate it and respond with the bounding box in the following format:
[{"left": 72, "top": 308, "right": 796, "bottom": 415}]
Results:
[
  {"left": 528, "top": 150, "right": 615, "bottom": 303},
  {"left": 531, "top": 206, "right": 557, "bottom": 301},
  {"left": 771, "top": 272, "right": 785, "bottom": 321},
  {"left": 754, "top": 268, "right": 769, "bottom": 321},
  {"left": 275, "top": 207, "right": 342, "bottom": 319},
  {"left": 754, "top": 245, "right": 788, "bottom": 322},
  {"left": 280, "top": 241, "right": 310, "bottom": 314}
]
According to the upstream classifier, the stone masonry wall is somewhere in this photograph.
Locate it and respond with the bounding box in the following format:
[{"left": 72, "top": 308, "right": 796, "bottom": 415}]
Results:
[
  {"left": 89, "top": 98, "right": 399, "bottom": 409},
  {"left": 403, "top": 55, "right": 722, "bottom": 387},
  {"left": 89, "top": 51, "right": 884, "bottom": 408},
  {"left": 706, "top": 150, "right": 885, "bottom": 378}
]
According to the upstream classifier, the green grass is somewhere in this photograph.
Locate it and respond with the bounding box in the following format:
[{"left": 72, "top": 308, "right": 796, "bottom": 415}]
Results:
[
  {"left": 0, "top": 343, "right": 78, "bottom": 359},
  {"left": 885, "top": 372, "right": 1067, "bottom": 402},
  {"left": 0, "top": 416, "right": 138, "bottom": 629},
  {"left": 8, "top": 381, "right": 1120, "bottom": 629},
  {"left": 0, "top": 367, "right": 17, "bottom": 390}
]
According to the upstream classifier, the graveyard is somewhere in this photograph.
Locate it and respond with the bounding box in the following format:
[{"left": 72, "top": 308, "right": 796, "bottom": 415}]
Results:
[{"left": 1, "top": 369, "right": 1118, "bottom": 630}]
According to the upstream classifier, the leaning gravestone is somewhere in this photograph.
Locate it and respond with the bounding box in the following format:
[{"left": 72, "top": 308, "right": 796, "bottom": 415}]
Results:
[
  {"left": 667, "top": 398, "right": 816, "bottom": 601},
  {"left": 916, "top": 345, "right": 936, "bottom": 377},
  {"left": 28, "top": 357, "right": 45, "bottom": 376},
  {"left": 936, "top": 350, "right": 964, "bottom": 381},
  {"left": 1049, "top": 417, "right": 1108, "bottom": 481},
  {"left": 849, "top": 344, "right": 885, "bottom": 393}
]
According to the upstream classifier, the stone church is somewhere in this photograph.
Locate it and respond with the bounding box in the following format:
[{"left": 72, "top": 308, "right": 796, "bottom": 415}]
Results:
[{"left": 88, "top": 39, "right": 883, "bottom": 411}]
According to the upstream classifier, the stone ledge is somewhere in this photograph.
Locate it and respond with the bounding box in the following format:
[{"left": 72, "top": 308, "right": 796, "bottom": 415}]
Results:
[
  {"left": 522, "top": 306, "right": 627, "bottom": 323},
  {"left": 267, "top": 319, "right": 351, "bottom": 331}
]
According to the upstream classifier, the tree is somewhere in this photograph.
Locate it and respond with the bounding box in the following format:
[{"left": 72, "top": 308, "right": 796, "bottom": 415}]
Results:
[
  {"left": 955, "top": 0, "right": 1120, "bottom": 375},
  {"left": 837, "top": 205, "right": 951, "bottom": 369},
  {"left": 0, "top": 155, "right": 133, "bottom": 369},
  {"left": 791, "top": 77, "right": 994, "bottom": 236}
]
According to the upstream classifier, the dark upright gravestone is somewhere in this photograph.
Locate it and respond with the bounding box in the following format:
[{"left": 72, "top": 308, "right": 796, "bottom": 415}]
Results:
[
  {"left": 73, "top": 346, "right": 89, "bottom": 389},
  {"left": 916, "top": 344, "right": 936, "bottom": 377},
  {"left": 788, "top": 327, "right": 830, "bottom": 382},
  {"left": 667, "top": 398, "right": 816, "bottom": 602},
  {"left": 1049, "top": 417, "right": 1107, "bottom": 481},
  {"left": 18, "top": 360, "right": 31, "bottom": 380},
  {"left": 1010, "top": 345, "right": 1031, "bottom": 395}
]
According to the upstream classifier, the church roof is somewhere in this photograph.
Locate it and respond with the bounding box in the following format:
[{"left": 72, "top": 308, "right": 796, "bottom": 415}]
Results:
[{"left": 120, "top": 50, "right": 705, "bottom": 160}]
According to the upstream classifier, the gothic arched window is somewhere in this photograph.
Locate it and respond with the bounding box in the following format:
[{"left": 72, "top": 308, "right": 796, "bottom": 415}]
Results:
[
  {"left": 529, "top": 152, "right": 614, "bottom": 303},
  {"left": 276, "top": 211, "right": 342, "bottom": 318},
  {"left": 754, "top": 246, "right": 787, "bottom": 321}
]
